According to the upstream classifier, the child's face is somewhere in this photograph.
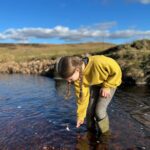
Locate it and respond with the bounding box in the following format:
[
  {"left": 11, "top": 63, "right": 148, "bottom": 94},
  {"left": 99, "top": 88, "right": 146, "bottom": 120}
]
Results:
[{"left": 66, "top": 68, "right": 80, "bottom": 83}]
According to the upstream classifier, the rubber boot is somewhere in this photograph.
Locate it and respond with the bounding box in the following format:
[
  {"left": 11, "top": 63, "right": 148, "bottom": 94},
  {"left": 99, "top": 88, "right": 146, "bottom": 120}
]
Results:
[
  {"left": 97, "top": 115, "right": 109, "bottom": 134},
  {"left": 96, "top": 115, "right": 111, "bottom": 144}
]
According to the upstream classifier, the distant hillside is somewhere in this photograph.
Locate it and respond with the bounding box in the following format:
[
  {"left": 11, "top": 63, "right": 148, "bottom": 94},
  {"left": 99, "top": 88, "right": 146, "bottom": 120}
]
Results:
[
  {"left": 93, "top": 39, "right": 150, "bottom": 85},
  {"left": 0, "top": 42, "right": 114, "bottom": 62}
]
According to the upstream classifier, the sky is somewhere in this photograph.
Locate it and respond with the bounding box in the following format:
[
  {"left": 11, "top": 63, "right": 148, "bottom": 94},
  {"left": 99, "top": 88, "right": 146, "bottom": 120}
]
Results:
[{"left": 0, "top": 0, "right": 150, "bottom": 44}]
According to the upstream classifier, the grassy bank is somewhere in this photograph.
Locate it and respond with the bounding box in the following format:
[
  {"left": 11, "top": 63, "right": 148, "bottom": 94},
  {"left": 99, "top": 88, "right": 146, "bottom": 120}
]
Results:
[
  {"left": 93, "top": 39, "right": 150, "bottom": 85},
  {"left": 0, "top": 42, "right": 115, "bottom": 62},
  {"left": 0, "top": 39, "right": 150, "bottom": 85}
]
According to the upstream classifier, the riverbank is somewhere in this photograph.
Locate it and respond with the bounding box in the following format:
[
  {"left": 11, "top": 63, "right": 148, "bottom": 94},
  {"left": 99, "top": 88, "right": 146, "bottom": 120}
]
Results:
[
  {"left": 0, "top": 42, "right": 114, "bottom": 76},
  {"left": 0, "top": 59, "right": 56, "bottom": 76},
  {"left": 93, "top": 39, "right": 150, "bottom": 85},
  {"left": 0, "top": 39, "right": 150, "bottom": 85}
]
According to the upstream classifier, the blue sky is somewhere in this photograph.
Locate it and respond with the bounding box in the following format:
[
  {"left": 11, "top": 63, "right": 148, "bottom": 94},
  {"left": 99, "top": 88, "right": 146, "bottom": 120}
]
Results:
[{"left": 0, "top": 0, "right": 150, "bottom": 44}]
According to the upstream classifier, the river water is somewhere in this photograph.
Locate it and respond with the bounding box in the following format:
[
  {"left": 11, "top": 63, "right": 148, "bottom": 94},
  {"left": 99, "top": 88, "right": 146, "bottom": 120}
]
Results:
[{"left": 0, "top": 74, "right": 149, "bottom": 150}]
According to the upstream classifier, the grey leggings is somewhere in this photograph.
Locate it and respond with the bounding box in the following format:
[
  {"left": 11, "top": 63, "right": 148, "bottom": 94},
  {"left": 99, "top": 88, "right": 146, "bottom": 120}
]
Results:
[{"left": 86, "top": 85, "right": 116, "bottom": 129}]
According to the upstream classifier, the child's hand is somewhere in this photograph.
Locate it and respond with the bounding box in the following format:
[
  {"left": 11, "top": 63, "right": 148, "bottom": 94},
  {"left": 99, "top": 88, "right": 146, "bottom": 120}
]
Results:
[
  {"left": 100, "top": 87, "right": 111, "bottom": 98},
  {"left": 76, "top": 120, "right": 84, "bottom": 128}
]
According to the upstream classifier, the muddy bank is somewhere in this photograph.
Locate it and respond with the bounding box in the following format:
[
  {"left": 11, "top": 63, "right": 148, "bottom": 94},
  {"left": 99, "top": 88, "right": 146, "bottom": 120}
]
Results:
[
  {"left": 0, "top": 59, "right": 56, "bottom": 76},
  {"left": 0, "top": 39, "right": 150, "bottom": 86},
  {"left": 0, "top": 56, "right": 150, "bottom": 86}
]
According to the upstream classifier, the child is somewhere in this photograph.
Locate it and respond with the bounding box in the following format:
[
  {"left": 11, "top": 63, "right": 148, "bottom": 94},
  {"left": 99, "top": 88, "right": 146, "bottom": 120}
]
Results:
[{"left": 56, "top": 55, "right": 122, "bottom": 142}]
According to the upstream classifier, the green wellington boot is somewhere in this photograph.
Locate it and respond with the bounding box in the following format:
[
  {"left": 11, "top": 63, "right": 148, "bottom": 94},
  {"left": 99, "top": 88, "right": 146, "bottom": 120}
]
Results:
[
  {"left": 96, "top": 115, "right": 111, "bottom": 143},
  {"left": 97, "top": 115, "right": 109, "bottom": 134}
]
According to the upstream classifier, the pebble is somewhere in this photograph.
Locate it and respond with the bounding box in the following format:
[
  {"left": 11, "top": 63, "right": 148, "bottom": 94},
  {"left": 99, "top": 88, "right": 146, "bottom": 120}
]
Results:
[
  {"left": 66, "top": 124, "right": 70, "bottom": 131},
  {"left": 48, "top": 120, "right": 52, "bottom": 123},
  {"left": 96, "top": 140, "right": 100, "bottom": 143},
  {"left": 17, "top": 106, "right": 22, "bottom": 109},
  {"left": 43, "top": 146, "right": 47, "bottom": 150},
  {"left": 43, "top": 146, "right": 54, "bottom": 150}
]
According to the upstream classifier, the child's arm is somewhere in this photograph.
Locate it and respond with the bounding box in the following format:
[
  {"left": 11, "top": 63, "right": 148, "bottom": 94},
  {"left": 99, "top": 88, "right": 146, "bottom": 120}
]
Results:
[
  {"left": 74, "top": 81, "right": 90, "bottom": 128},
  {"left": 76, "top": 120, "right": 84, "bottom": 128},
  {"left": 100, "top": 56, "right": 122, "bottom": 88}
]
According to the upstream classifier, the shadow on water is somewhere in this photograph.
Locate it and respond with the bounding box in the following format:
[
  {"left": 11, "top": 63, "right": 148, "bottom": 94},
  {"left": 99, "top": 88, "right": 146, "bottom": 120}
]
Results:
[{"left": 0, "top": 74, "right": 149, "bottom": 150}]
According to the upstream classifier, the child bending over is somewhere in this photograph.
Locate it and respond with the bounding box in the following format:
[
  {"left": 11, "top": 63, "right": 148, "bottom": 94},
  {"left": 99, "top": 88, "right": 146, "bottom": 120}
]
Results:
[{"left": 56, "top": 55, "right": 122, "bottom": 142}]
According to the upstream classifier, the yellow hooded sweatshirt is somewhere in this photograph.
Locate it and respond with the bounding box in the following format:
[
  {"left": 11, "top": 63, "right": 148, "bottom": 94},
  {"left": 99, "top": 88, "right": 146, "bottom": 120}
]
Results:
[{"left": 74, "top": 55, "right": 122, "bottom": 121}]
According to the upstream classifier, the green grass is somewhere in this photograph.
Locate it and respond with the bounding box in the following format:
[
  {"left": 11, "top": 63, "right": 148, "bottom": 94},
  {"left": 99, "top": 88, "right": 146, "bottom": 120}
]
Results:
[{"left": 0, "top": 43, "right": 115, "bottom": 62}]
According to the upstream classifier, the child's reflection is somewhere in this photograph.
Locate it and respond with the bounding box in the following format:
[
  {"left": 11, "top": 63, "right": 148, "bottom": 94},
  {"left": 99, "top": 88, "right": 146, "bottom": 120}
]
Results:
[{"left": 76, "top": 131, "right": 110, "bottom": 150}]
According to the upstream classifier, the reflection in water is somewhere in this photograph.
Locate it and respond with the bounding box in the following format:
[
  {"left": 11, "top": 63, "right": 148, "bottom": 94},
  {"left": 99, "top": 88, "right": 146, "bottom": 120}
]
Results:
[
  {"left": 54, "top": 79, "right": 75, "bottom": 100},
  {"left": 0, "top": 74, "right": 149, "bottom": 150},
  {"left": 54, "top": 79, "right": 67, "bottom": 98},
  {"left": 76, "top": 131, "right": 109, "bottom": 150}
]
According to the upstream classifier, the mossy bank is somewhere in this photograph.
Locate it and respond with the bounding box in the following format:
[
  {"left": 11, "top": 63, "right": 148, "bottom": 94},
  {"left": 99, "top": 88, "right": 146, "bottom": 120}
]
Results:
[
  {"left": 0, "top": 40, "right": 150, "bottom": 85},
  {"left": 93, "top": 39, "right": 150, "bottom": 85}
]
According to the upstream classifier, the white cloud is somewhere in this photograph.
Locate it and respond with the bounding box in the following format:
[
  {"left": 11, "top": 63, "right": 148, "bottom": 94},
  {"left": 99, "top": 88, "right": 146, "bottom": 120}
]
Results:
[
  {"left": 0, "top": 33, "right": 6, "bottom": 40},
  {"left": 80, "top": 22, "right": 117, "bottom": 31},
  {"left": 128, "top": 0, "right": 150, "bottom": 4},
  {"left": 138, "top": 0, "right": 150, "bottom": 4},
  {"left": 0, "top": 23, "right": 150, "bottom": 43},
  {"left": 109, "top": 30, "right": 150, "bottom": 39}
]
